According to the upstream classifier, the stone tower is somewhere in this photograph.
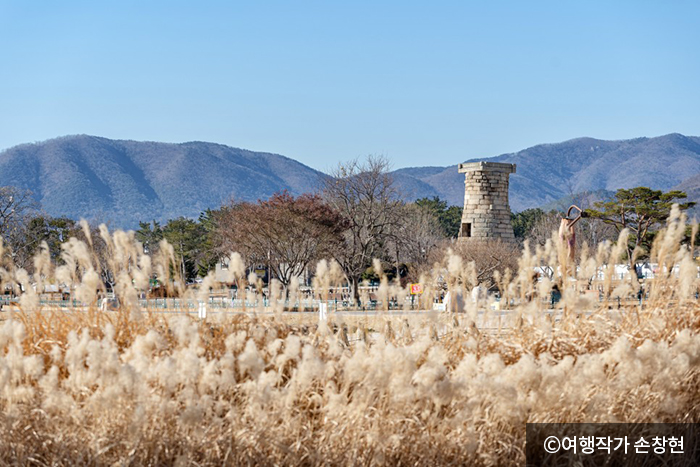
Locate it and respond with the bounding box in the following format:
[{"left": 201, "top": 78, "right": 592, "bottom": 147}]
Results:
[{"left": 458, "top": 162, "right": 516, "bottom": 241}]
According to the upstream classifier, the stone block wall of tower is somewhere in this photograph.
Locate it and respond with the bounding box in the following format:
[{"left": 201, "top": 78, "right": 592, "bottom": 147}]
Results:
[{"left": 458, "top": 161, "right": 516, "bottom": 241}]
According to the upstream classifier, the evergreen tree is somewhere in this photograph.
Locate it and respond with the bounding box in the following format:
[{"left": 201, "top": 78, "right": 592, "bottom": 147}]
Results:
[
  {"left": 414, "top": 196, "right": 461, "bottom": 238},
  {"left": 586, "top": 187, "right": 695, "bottom": 267}
]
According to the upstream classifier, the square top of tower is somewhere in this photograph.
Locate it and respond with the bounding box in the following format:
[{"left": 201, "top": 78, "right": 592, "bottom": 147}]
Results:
[{"left": 458, "top": 161, "right": 516, "bottom": 174}]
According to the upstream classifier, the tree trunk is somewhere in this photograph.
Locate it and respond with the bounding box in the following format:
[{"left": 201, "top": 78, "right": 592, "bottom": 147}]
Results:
[
  {"left": 395, "top": 245, "right": 400, "bottom": 283},
  {"left": 350, "top": 275, "right": 360, "bottom": 308},
  {"left": 627, "top": 245, "right": 636, "bottom": 281}
]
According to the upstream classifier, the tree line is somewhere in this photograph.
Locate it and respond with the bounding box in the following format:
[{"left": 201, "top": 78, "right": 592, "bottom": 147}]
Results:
[{"left": 0, "top": 157, "right": 695, "bottom": 301}]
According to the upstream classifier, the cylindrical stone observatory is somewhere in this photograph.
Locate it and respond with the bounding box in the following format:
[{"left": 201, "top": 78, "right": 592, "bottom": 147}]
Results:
[{"left": 458, "top": 162, "right": 516, "bottom": 241}]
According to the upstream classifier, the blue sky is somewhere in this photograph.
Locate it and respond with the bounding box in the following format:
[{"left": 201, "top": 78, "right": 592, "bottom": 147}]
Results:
[{"left": 1, "top": 1, "right": 698, "bottom": 171}]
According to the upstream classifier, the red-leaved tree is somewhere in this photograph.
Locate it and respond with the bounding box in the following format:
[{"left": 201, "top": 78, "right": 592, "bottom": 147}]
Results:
[{"left": 213, "top": 192, "right": 347, "bottom": 286}]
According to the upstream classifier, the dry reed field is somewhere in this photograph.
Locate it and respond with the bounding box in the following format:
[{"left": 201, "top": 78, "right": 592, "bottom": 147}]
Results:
[{"left": 0, "top": 208, "right": 699, "bottom": 466}]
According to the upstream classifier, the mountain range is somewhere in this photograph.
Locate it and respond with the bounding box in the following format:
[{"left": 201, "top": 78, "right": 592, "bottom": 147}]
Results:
[
  {"left": 1, "top": 133, "right": 700, "bottom": 228},
  {"left": 393, "top": 133, "right": 700, "bottom": 210},
  {"left": 0, "top": 135, "right": 326, "bottom": 227}
]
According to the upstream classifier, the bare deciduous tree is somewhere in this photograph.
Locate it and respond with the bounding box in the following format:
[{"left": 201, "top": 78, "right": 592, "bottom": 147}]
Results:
[
  {"left": 323, "top": 156, "right": 403, "bottom": 304},
  {"left": 0, "top": 187, "right": 38, "bottom": 237},
  {"left": 387, "top": 203, "right": 445, "bottom": 282},
  {"left": 0, "top": 186, "right": 41, "bottom": 269},
  {"left": 435, "top": 239, "right": 521, "bottom": 290}
]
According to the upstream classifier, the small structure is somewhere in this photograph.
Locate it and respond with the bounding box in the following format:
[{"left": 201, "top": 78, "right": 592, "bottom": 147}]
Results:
[
  {"left": 559, "top": 205, "right": 584, "bottom": 262},
  {"left": 458, "top": 162, "right": 516, "bottom": 241}
]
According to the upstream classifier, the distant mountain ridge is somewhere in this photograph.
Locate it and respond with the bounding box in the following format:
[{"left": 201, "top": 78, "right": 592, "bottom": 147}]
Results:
[
  {"left": 392, "top": 133, "right": 700, "bottom": 211},
  {"left": 0, "top": 135, "right": 327, "bottom": 227},
  {"left": 1, "top": 133, "right": 700, "bottom": 228}
]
